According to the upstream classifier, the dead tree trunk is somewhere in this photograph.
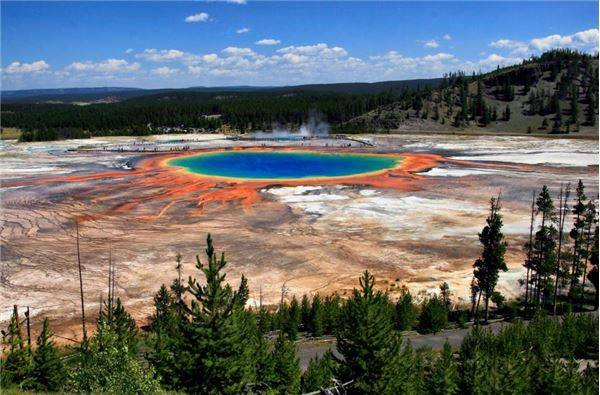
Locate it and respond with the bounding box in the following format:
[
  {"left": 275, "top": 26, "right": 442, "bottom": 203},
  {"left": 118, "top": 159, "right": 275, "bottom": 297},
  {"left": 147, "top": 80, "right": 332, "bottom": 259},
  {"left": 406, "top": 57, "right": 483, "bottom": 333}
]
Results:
[{"left": 76, "top": 220, "right": 87, "bottom": 342}]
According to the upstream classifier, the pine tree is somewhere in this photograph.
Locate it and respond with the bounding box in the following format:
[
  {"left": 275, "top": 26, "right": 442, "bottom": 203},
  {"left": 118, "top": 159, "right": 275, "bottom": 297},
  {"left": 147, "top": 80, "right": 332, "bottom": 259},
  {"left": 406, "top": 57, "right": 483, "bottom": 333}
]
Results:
[
  {"left": 569, "top": 180, "right": 587, "bottom": 299},
  {"left": 0, "top": 306, "right": 32, "bottom": 386},
  {"left": 585, "top": 91, "right": 596, "bottom": 126},
  {"left": 301, "top": 350, "right": 338, "bottom": 393},
  {"left": 472, "top": 197, "right": 508, "bottom": 321},
  {"left": 268, "top": 332, "right": 301, "bottom": 394},
  {"left": 283, "top": 296, "right": 300, "bottom": 340},
  {"left": 503, "top": 105, "right": 511, "bottom": 121},
  {"left": 428, "top": 342, "right": 459, "bottom": 395},
  {"left": 418, "top": 295, "right": 448, "bottom": 334},
  {"left": 309, "top": 294, "right": 325, "bottom": 337},
  {"left": 181, "top": 234, "right": 257, "bottom": 393},
  {"left": 439, "top": 282, "right": 452, "bottom": 311},
  {"left": 300, "top": 294, "right": 311, "bottom": 332},
  {"left": 336, "top": 271, "right": 409, "bottom": 393},
  {"left": 395, "top": 285, "right": 417, "bottom": 331},
  {"left": 570, "top": 85, "right": 579, "bottom": 125},
  {"left": 24, "top": 318, "right": 66, "bottom": 392},
  {"left": 532, "top": 186, "right": 558, "bottom": 306}
]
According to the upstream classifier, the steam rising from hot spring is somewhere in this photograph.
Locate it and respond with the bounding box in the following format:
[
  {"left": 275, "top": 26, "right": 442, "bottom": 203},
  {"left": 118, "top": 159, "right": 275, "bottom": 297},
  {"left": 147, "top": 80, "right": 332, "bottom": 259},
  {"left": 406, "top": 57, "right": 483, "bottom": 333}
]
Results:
[{"left": 254, "top": 111, "right": 330, "bottom": 138}]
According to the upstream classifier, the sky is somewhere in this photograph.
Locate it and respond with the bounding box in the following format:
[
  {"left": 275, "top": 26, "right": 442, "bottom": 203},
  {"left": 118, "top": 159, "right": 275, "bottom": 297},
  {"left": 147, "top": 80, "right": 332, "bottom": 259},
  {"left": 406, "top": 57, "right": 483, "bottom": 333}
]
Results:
[{"left": 1, "top": 1, "right": 598, "bottom": 90}]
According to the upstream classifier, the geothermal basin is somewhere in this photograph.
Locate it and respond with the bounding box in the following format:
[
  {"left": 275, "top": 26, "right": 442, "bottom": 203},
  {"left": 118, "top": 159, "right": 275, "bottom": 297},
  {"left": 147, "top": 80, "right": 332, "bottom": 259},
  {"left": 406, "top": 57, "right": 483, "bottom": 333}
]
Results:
[{"left": 0, "top": 133, "right": 597, "bottom": 341}]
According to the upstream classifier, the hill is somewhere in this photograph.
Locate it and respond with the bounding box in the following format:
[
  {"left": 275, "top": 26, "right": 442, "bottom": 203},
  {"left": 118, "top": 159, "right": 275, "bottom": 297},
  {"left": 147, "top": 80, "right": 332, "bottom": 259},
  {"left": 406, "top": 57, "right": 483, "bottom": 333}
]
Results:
[
  {"left": 341, "top": 49, "right": 599, "bottom": 135},
  {"left": 0, "top": 78, "right": 442, "bottom": 104},
  {"left": 1, "top": 50, "right": 597, "bottom": 141}
]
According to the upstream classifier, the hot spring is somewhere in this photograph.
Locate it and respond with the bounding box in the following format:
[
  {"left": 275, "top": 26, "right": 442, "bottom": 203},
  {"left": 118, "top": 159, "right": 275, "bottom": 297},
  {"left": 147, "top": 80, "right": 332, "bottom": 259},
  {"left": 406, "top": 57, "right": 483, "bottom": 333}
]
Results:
[{"left": 167, "top": 150, "right": 401, "bottom": 180}]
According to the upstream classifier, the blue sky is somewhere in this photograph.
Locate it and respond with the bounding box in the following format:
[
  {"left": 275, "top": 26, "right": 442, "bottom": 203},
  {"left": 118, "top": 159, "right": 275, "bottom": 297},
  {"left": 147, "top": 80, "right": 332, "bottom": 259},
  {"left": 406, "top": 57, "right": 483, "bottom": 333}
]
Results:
[{"left": 2, "top": 1, "right": 598, "bottom": 90}]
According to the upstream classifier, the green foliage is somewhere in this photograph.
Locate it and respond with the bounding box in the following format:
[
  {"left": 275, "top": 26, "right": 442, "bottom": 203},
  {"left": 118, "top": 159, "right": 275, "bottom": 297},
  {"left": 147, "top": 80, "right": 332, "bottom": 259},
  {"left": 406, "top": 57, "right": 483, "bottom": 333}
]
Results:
[
  {"left": 336, "top": 270, "right": 421, "bottom": 393},
  {"left": 473, "top": 198, "right": 508, "bottom": 320},
  {"left": 395, "top": 286, "right": 417, "bottom": 331},
  {"left": 69, "top": 321, "right": 161, "bottom": 394},
  {"left": 301, "top": 350, "right": 338, "bottom": 393},
  {"left": 268, "top": 332, "right": 301, "bottom": 394},
  {"left": 178, "top": 234, "right": 257, "bottom": 393},
  {"left": 22, "top": 318, "right": 66, "bottom": 392},
  {"left": 309, "top": 294, "right": 325, "bottom": 337},
  {"left": 418, "top": 295, "right": 448, "bottom": 334},
  {"left": 428, "top": 342, "right": 459, "bottom": 395},
  {"left": 0, "top": 307, "right": 32, "bottom": 387}
]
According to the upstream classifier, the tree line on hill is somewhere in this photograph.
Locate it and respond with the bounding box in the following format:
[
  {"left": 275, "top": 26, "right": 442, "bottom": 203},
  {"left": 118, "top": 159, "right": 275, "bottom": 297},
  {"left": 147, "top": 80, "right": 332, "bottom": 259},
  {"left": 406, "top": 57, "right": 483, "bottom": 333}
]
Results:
[
  {"left": 2, "top": 49, "right": 597, "bottom": 141},
  {"left": 340, "top": 49, "right": 598, "bottom": 133},
  {"left": 1, "top": 180, "right": 598, "bottom": 394}
]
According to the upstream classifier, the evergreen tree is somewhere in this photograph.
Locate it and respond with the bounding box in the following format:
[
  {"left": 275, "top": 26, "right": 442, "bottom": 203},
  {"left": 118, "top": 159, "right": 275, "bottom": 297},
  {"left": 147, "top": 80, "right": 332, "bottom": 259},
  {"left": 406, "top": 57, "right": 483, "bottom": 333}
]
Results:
[
  {"left": 428, "top": 342, "right": 459, "bottom": 395},
  {"left": 0, "top": 306, "right": 31, "bottom": 386},
  {"left": 472, "top": 197, "right": 508, "bottom": 321},
  {"left": 418, "top": 295, "right": 448, "bottom": 334},
  {"left": 180, "top": 234, "right": 257, "bottom": 393},
  {"left": 439, "top": 282, "right": 452, "bottom": 311},
  {"left": 395, "top": 286, "right": 417, "bottom": 331},
  {"left": 300, "top": 294, "right": 311, "bottom": 332},
  {"left": 336, "top": 271, "right": 411, "bottom": 393},
  {"left": 569, "top": 180, "right": 588, "bottom": 299},
  {"left": 301, "top": 351, "right": 338, "bottom": 393},
  {"left": 503, "top": 105, "right": 511, "bottom": 121},
  {"left": 283, "top": 296, "right": 300, "bottom": 340},
  {"left": 570, "top": 85, "right": 579, "bottom": 125},
  {"left": 23, "top": 318, "right": 66, "bottom": 392},
  {"left": 585, "top": 91, "right": 596, "bottom": 126},
  {"left": 532, "top": 186, "right": 558, "bottom": 306},
  {"left": 541, "top": 117, "right": 549, "bottom": 129},
  {"left": 268, "top": 332, "right": 301, "bottom": 394},
  {"left": 309, "top": 294, "right": 325, "bottom": 337}
]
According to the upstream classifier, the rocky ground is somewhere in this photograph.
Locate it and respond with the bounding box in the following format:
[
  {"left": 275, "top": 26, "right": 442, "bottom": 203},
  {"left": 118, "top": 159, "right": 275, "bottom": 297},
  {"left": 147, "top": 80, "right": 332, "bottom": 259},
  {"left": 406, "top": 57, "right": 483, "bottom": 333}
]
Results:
[{"left": 0, "top": 133, "right": 597, "bottom": 342}]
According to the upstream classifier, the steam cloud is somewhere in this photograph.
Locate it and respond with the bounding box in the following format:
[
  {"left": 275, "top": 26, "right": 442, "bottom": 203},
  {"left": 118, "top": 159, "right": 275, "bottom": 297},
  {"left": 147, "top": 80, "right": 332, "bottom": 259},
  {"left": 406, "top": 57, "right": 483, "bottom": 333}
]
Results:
[{"left": 254, "top": 110, "right": 330, "bottom": 138}]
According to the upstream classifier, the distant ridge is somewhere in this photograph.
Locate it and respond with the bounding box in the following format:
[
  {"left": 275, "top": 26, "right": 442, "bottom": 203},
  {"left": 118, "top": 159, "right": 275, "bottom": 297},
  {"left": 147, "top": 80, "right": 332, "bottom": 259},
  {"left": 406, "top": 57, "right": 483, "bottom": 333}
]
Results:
[{"left": 1, "top": 78, "right": 443, "bottom": 103}]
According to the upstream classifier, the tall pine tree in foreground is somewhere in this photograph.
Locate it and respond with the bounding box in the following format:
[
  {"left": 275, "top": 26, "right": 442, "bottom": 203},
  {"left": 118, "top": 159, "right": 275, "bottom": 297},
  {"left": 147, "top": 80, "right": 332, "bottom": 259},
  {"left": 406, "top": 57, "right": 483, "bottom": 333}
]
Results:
[
  {"left": 181, "top": 234, "right": 257, "bottom": 394},
  {"left": 336, "top": 270, "right": 421, "bottom": 393},
  {"left": 472, "top": 197, "right": 508, "bottom": 321},
  {"left": 532, "top": 186, "right": 558, "bottom": 306}
]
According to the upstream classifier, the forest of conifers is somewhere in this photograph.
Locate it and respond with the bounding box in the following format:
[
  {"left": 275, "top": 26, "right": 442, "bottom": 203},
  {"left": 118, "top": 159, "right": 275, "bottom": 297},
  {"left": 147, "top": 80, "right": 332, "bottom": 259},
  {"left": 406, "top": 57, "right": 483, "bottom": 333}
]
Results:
[
  {"left": 1, "top": 180, "right": 599, "bottom": 394},
  {"left": 3, "top": 49, "right": 598, "bottom": 141}
]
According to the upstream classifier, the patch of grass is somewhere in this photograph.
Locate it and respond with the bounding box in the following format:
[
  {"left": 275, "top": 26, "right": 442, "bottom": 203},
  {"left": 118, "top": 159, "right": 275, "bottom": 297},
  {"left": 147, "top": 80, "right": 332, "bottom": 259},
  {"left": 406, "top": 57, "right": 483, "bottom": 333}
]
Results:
[{"left": 1, "top": 127, "right": 22, "bottom": 140}]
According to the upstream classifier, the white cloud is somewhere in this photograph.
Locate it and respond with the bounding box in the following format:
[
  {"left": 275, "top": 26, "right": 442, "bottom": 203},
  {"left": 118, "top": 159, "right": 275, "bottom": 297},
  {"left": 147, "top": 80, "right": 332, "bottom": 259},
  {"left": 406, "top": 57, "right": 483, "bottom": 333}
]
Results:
[
  {"left": 66, "top": 59, "right": 141, "bottom": 73},
  {"left": 256, "top": 38, "right": 281, "bottom": 46},
  {"left": 489, "top": 39, "right": 525, "bottom": 49},
  {"left": 226, "top": 0, "right": 247, "bottom": 4},
  {"left": 443, "top": 34, "right": 451, "bottom": 41},
  {"left": 185, "top": 12, "right": 209, "bottom": 23},
  {"left": 424, "top": 40, "right": 439, "bottom": 48},
  {"left": 202, "top": 53, "right": 219, "bottom": 63},
  {"left": 478, "top": 53, "right": 522, "bottom": 67},
  {"left": 277, "top": 43, "right": 348, "bottom": 58},
  {"left": 221, "top": 46, "right": 256, "bottom": 57},
  {"left": 490, "top": 28, "right": 599, "bottom": 57},
  {"left": 125, "top": 48, "right": 134, "bottom": 54},
  {"left": 4, "top": 60, "right": 50, "bottom": 74},
  {"left": 530, "top": 28, "right": 599, "bottom": 51},
  {"left": 136, "top": 49, "right": 186, "bottom": 62},
  {"left": 152, "top": 66, "right": 179, "bottom": 76},
  {"left": 236, "top": 27, "right": 250, "bottom": 34},
  {"left": 422, "top": 53, "right": 454, "bottom": 61}
]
